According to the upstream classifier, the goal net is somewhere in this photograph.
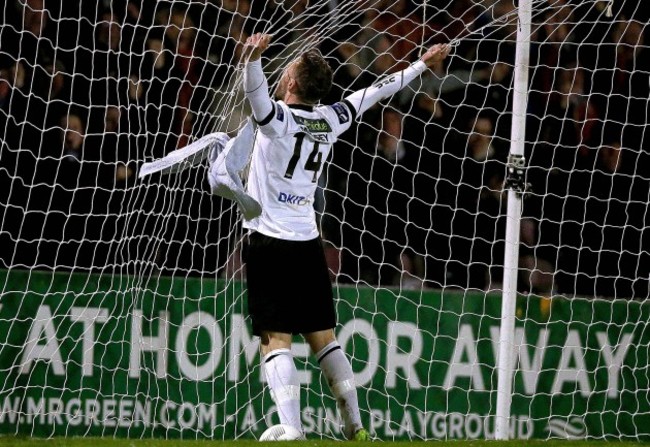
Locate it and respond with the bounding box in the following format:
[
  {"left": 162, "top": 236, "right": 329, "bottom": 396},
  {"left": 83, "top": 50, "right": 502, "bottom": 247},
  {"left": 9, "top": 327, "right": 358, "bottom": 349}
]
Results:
[{"left": 0, "top": 0, "right": 649, "bottom": 441}]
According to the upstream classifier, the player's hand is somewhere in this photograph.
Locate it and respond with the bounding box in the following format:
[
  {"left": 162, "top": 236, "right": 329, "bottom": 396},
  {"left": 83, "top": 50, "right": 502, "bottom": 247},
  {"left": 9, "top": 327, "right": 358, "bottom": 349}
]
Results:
[
  {"left": 243, "top": 33, "right": 272, "bottom": 62},
  {"left": 420, "top": 43, "right": 451, "bottom": 68}
]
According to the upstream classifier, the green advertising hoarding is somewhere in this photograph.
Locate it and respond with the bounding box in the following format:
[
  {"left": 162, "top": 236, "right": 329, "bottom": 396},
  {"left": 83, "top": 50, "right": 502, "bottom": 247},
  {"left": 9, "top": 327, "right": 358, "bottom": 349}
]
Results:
[{"left": 0, "top": 269, "right": 648, "bottom": 440}]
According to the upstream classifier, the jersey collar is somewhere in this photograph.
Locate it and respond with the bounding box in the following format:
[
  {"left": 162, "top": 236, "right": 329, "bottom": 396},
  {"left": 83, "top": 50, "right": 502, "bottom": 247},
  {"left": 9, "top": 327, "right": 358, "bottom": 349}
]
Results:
[{"left": 287, "top": 103, "right": 314, "bottom": 112}]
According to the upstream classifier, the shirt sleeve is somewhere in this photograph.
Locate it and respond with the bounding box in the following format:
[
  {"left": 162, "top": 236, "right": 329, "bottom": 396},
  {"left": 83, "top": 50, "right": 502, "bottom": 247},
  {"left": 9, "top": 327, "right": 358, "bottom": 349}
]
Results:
[
  {"left": 321, "top": 101, "right": 356, "bottom": 137},
  {"left": 343, "top": 60, "right": 428, "bottom": 118},
  {"left": 244, "top": 60, "right": 288, "bottom": 137},
  {"left": 244, "top": 60, "right": 273, "bottom": 122}
]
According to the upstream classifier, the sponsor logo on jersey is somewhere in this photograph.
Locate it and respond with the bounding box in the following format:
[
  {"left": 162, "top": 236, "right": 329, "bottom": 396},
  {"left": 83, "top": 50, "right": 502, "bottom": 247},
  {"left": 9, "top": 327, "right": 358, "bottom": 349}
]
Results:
[
  {"left": 374, "top": 75, "right": 396, "bottom": 89},
  {"left": 278, "top": 192, "right": 311, "bottom": 206},
  {"left": 331, "top": 102, "right": 350, "bottom": 124},
  {"left": 293, "top": 115, "right": 332, "bottom": 133}
]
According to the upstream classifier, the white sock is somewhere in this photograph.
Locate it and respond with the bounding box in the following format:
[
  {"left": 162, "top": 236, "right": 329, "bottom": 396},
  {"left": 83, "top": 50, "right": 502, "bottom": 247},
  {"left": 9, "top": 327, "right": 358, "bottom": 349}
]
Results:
[
  {"left": 316, "top": 341, "right": 363, "bottom": 438},
  {"left": 263, "top": 349, "right": 302, "bottom": 432}
]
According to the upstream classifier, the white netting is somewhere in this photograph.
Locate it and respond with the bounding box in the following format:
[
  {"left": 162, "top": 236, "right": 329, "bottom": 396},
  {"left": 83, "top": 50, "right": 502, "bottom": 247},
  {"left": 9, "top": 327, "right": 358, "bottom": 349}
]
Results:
[{"left": 0, "top": 0, "right": 649, "bottom": 441}]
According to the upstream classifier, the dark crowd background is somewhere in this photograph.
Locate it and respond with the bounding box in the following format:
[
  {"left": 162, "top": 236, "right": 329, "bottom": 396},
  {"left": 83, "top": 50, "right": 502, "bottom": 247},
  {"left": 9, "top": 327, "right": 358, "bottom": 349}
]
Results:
[{"left": 0, "top": 0, "right": 648, "bottom": 299}]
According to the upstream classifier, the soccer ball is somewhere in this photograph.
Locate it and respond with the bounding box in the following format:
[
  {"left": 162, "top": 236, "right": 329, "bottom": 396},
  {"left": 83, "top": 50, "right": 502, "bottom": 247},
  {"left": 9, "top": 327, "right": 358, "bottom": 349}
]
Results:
[{"left": 259, "top": 423, "right": 304, "bottom": 441}]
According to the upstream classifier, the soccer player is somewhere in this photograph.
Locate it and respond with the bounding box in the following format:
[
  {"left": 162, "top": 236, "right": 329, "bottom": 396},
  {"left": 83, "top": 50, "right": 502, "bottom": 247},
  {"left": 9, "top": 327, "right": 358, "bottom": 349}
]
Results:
[{"left": 242, "top": 33, "right": 449, "bottom": 440}]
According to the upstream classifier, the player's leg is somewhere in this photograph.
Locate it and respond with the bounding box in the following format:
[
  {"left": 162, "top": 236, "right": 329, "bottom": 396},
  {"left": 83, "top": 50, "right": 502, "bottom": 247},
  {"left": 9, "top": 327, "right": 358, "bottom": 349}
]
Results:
[
  {"left": 304, "top": 329, "right": 367, "bottom": 440},
  {"left": 245, "top": 233, "right": 304, "bottom": 433},
  {"left": 260, "top": 330, "right": 303, "bottom": 432}
]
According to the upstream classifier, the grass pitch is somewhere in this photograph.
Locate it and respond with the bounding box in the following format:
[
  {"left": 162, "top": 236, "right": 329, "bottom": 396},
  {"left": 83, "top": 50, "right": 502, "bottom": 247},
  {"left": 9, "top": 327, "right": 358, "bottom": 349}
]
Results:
[{"left": 2, "top": 439, "right": 650, "bottom": 447}]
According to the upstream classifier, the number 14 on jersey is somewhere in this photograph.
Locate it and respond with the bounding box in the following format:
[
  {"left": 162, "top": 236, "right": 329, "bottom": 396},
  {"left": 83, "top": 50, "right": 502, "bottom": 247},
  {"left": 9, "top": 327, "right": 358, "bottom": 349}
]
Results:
[{"left": 284, "top": 132, "right": 324, "bottom": 183}]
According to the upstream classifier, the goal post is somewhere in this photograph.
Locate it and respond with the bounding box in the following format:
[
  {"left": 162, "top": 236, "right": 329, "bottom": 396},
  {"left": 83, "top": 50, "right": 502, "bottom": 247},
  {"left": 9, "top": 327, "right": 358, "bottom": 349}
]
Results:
[
  {"left": 0, "top": 0, "right": 649, "bottom": 442},
  {"left": 495, "top": 0, "right": 532, "bottom": 440}
]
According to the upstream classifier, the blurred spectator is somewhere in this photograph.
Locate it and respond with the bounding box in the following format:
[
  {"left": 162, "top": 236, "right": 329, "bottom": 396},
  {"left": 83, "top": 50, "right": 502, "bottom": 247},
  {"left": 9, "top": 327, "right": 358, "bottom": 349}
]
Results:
[
  {"left": 94, "top": 11, "right": 122, "bottom": 78},
  {"left": 447, "top": 115, "right": 505, "bottom": 290},
  {"left": 214, "top": 1, "right": 251, "bottom": 66},
  {"left": 7, "top": 62, "right": 27, "bottom": 123},
  {"left": 518, "top": 218, "right": 555, "bottom": 295},
  {"left": 176, "top": 109, "right": 195, "bottom": 149},
  {"left": 519, "top": 255, "right": 555, "bottom": 296},
  {"left": 609, "top": 19, "right": 650, "bottom": 127},
  {"left": 534, "top": 5, "right": 577, "bottom": 93},
  {"left": 220, "top": 236, "right": 247, "bottom": 281},
  {"left": 323, "top": 237, "right": 342, "bottom": 283},
  {"left": 396, "top": 250, "right": 427, "bottom": 291},
  {"left": 141, "top": 34, "right": 182, "bottom": 156},
  {"left": 34, "top": 113, "right": 90, "bottom": 269},
  {"left": 44, "top": 62, "right": 72, "bottom": 125},
  {"left": 562, "top": 141, "right": 648, "bottom": 299},
  {"left": 61, "top": 114, "right": 85, "bottom": 163},
  {"left": 366, "top": 0, "right": 428, "bottom": 73},
  {"left": 100, "top": 105, "right": 135, "bottom": 188},
  {"left": 466, "top": 59, "right": 513, "bottom": 143},
  {"left": 0, "top": 69, "right": 9, "bottom": 104},
  {"left": 105, "top": 105, "right": 121, "bottom": 135},
  {"left": 370, "top": 34, "right": 398, "bottom": 75},
  {"left": 528, "top": 63, "right": 600, "bottom": 235},
  {"left": 19, "top": 0, "right": 55, "bottom": 67},
  {"left": 90, "top": 11, "right": 128, "bottom": 106},
  {"left": 327, "top": 41, "right": 376, "bottom": 100},
  {"left": 339, "top": 107, "right": 415, "bottom": 285}
]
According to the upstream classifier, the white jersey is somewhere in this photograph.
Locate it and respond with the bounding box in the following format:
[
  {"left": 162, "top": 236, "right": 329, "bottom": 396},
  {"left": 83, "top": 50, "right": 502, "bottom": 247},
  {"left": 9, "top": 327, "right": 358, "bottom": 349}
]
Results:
[
  {"left": 241, "top": 58, "right": 428, "bottom": 241},
  {"left": 243, "top": 100, "right": 354, "bottom": 240}
]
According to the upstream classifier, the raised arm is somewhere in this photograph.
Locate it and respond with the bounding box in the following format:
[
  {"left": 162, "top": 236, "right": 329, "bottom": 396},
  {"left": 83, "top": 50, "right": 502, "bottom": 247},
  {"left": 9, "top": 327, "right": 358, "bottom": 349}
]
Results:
[
  {"left": 343, "top": 44, "right": 451, "bottom": 118},
  {"left": 243, "top": 34, "right": 274, "bottom": 124}
]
